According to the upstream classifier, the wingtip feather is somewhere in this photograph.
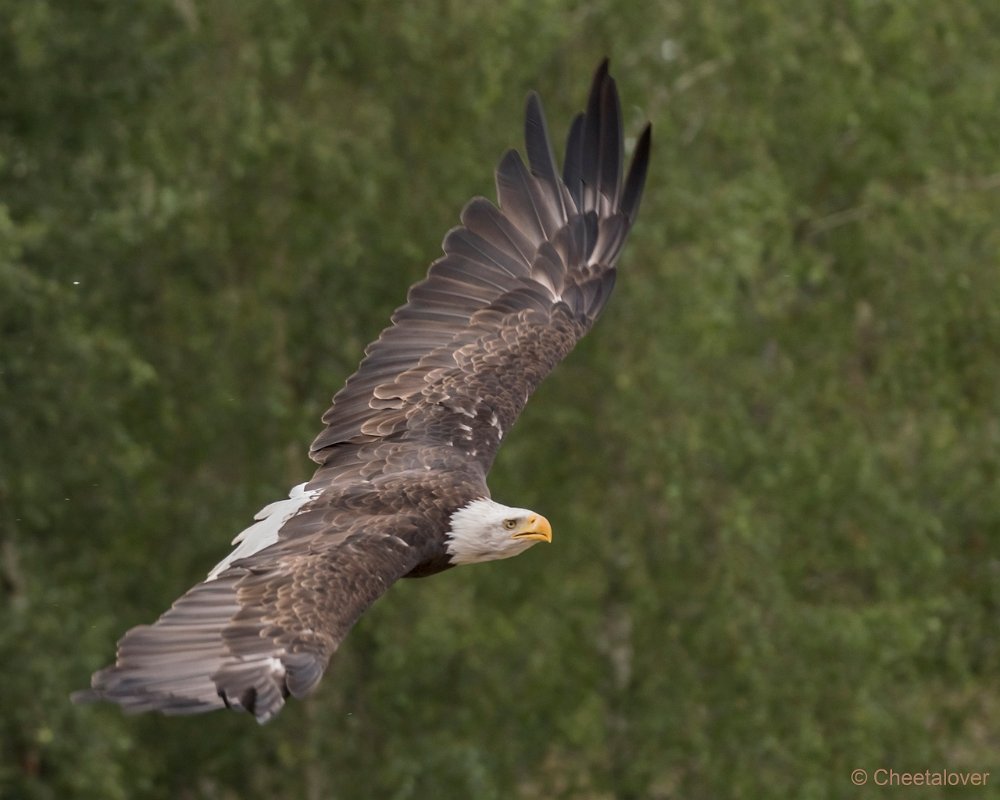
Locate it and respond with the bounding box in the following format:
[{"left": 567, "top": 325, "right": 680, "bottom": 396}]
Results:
[{"left": 621, "top": 123, "right": 652, "bottom": 222}]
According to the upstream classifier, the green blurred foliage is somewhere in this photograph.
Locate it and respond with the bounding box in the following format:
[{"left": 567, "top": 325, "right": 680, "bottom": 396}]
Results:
[{"left": 2, "top": 1, "right": 999, "bottom": 798}]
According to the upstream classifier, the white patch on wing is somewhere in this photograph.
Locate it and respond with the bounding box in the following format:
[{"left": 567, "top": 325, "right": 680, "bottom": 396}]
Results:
[
  {"left": 262, "top": 656, "right": 286, "bottom": 677},
  {"left": 206, "top": 483, "right": 320, "bottom": 580},
  {"left": 488, "top": 412, "right": 504, "bottom": 438}
]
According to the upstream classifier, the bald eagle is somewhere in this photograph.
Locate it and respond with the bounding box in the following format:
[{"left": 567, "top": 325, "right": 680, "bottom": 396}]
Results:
[{"left": 73, "top": 60, "right": 650, "bottom": 723}]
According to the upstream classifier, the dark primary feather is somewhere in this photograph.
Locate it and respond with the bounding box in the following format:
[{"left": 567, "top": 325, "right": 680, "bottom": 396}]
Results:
[{"left": 74, "top": 61, "right": 650, "bottom": 723}]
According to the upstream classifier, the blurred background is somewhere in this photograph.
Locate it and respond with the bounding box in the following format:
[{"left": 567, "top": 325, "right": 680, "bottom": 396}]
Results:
[{"left": 2, "top": 1, "right": 999, "bottom": 798}]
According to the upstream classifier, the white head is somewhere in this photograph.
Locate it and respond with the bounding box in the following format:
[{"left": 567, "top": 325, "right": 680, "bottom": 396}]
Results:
[{"left": 445, "top": 498, "right": 552, "bottom": 566}]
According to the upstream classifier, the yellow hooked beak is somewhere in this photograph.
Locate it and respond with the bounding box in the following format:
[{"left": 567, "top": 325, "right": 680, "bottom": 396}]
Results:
[{"left": 511, "top": 514, "right": 553, "bottom": 543}]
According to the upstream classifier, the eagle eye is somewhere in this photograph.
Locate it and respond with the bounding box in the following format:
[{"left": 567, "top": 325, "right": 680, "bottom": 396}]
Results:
[{"left": 503, "top": 518, "right": 518, "bottom": 530}]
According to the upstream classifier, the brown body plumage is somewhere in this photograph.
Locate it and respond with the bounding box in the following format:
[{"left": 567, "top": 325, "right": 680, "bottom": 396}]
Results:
[{"left": 73, "top": 60, "right": 650, "bottom": 723}]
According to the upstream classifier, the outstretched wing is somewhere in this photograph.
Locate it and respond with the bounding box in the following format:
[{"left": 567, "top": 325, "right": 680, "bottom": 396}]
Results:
[
  {"left": 73, "top": 507, "right": 425, "bottom": 723},
  {"left": 310, "top": 59, "right": 651, "bottom": 473}
]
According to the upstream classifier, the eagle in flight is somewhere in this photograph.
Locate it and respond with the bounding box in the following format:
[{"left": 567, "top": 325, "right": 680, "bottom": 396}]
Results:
[{"left": 74, "top": 60, "right": 651, "bottom": 723}]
